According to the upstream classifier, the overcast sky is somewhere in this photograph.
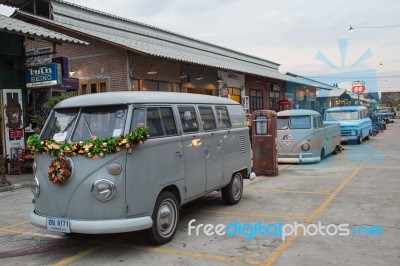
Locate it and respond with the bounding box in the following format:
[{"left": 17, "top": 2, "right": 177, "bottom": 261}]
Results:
[{"left": 1, "top": 0, "right": 399, "bottom": 93}]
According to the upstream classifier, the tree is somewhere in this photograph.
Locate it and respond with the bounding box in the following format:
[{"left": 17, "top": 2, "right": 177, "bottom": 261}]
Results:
[{"left": 380, "top": 92, "right": 400, "bottom": 108}]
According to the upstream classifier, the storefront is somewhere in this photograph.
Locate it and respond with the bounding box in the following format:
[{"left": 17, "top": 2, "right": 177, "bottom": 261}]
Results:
[{"left": 0, "top": 14, "right": 86, "bottom": 176}]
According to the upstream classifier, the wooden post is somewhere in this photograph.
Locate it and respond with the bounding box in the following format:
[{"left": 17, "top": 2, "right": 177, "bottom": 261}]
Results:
[{"left": 0, "top": 156, "right": 11, "bottom": 186}]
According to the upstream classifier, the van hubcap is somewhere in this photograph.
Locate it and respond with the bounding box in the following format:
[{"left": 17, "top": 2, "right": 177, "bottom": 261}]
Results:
[
  {"left": 232, "top": 174, "right": 242, "bottom": 200},
  {"left": 157, "top": 199, "right": 176, "bottom": 236}
]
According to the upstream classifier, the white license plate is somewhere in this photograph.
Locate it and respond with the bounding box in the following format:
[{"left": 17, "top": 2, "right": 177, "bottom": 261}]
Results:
[{"left": 46, "top": 218, "right": 71, "bottom": 233}]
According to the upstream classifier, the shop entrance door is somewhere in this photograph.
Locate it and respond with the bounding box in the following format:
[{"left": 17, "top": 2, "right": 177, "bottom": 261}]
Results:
[{"left": 2, "top": 89, "right": 25, "bottom": 159}]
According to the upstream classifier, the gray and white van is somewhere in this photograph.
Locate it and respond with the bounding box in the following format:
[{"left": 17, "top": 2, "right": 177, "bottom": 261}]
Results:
[
  {"left": 28, "top": 91, "right": 255, "bottom": 244},
  {"left": 277, "top": 109, "right": 341, "bottom": 163}
]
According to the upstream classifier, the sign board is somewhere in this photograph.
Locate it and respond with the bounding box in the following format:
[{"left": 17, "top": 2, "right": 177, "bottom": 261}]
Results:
[
  {"left": 352, "top": 85, "right": 365, "bottom": 94},
  {"left": 351, "top": 81, "right": 365, "bottom": 95},
  {"left": 25, "top": 63, "right": 61, "bottom": 88},
  {"left": 9, "top": 128, "right": 24, "bottom": 139}
]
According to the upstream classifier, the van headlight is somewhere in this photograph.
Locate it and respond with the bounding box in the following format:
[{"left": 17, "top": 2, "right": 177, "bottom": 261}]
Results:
[
  {"left": 301, "top": 143, "right": 310, "bottom": 151},
  {"left": 30, "top": 176, "right": 40, "bottom": 197},
  {"left": 351, "top": 130, "right": 357, "bottom": 136},
  {"left": 91, "top": 179, "right": 116, "bottom": 201}
]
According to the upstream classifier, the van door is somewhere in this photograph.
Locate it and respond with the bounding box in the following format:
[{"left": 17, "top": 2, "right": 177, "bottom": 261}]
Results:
[
  {"left": 199, "top": 106, "right": 223, "bottom": 190},
  {"left": 313, "top": 115, "right": 326, "bottom": 155},
  {"left": 178, "top": 105, "right": 206, "bottom": 199},
  {"left": 125, "top": 106, "right": 184, "bottom": 216}
]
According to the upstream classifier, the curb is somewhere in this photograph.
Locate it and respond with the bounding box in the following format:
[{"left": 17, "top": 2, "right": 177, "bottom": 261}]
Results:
[{"left": 0, "top": 182, "right": 31, "bottom": 193}]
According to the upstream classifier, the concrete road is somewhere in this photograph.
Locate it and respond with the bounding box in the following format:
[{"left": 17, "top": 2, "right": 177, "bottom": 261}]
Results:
[{"left": 0, "top": 122, "right": 399, "bottom": 265}]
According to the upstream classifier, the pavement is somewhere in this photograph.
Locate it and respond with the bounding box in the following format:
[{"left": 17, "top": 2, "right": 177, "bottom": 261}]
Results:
[{"left": 0, "top": 173, "right": 33, "bottom": 192}]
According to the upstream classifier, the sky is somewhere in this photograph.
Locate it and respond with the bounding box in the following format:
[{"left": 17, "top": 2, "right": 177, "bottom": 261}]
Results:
[{"left": 1, "top": 0, "right": 400, "bottom": 93}]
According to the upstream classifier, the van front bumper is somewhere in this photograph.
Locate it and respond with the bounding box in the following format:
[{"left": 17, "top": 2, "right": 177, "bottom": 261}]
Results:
[
  {"left": 278, "top": 153, "right": 321, "bottom": 163},
  {"left": 29, "top": 211, "right": 153, "bottom": 234}
]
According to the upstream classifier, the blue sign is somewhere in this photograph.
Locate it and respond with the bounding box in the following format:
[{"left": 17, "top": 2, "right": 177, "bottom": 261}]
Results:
[{"left": 25, "top": 64, "right": 61, "bottom": 88}]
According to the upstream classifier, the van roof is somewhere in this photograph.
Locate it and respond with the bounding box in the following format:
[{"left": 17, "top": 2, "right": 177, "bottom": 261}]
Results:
[
  {"left": 325, "top": 106, "right": 368, "bottom": 112},
  {"left": 277, "top": 109, "right": 320, "bottom": 116},
  {"left": 55, "top": 91, "right": 239, "bottom": 109}
]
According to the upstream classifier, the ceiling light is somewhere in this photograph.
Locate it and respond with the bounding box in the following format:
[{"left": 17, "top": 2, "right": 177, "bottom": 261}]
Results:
[{"left": 348, "top": 25, "right": 355, "bottom": 32}]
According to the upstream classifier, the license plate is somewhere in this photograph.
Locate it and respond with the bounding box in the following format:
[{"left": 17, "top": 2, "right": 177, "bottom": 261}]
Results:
[{"left": 46, "top": 218, "right": 71, "bottom": 233}]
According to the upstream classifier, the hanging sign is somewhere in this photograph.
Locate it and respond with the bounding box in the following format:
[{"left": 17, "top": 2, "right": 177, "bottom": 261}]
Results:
[
  {"left": 25, "top": 63, "right": 61, "bottom": 88},
  {"left": 351, "top": 81, "right": 365, "bottom": 94}
]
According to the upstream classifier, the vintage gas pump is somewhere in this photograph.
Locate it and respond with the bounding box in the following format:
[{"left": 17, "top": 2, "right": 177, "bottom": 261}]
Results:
[{"left": 251, "top": 110, "right": 278, "bottom": 176}]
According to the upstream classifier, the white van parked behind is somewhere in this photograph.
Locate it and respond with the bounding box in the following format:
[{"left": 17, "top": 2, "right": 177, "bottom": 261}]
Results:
[
  {"left": 28, "top": 91, "right": 255, "bottom": 244},
  {"left": 277, "top": 109, "right": 341, "bottom": 163}
]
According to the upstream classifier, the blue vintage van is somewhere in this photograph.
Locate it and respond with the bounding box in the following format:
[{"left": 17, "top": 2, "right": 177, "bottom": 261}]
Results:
[{"left": 324, "top": 106, "right": 372, "bottom": 144}]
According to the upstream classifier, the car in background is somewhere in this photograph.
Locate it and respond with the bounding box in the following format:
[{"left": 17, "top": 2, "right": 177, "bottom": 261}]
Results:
[
  {"left": 376, "top": 107, "right": 396, "bottom": 122},
  {"left": 324, "top": 106, "right": 372, "bottom": 144},
  {"left": 277, "top": 109, "right": 341, "bottom": 163}
]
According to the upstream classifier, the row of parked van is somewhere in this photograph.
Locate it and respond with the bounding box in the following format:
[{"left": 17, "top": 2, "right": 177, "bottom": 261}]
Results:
[
  {"left": 276, "top": 106, "right": 372, "bottom": 163},
  {"left": 26, "top": 91, "right": 379, "bottom": 244}
]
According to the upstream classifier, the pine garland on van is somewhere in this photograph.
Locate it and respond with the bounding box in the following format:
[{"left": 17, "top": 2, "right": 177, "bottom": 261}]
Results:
[{"left": 27, "top": 127, "right": 148, "bottom": 158}]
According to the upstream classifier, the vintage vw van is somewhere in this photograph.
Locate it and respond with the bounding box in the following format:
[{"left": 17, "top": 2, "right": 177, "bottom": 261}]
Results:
[
  {"left": 277, "top": 109, "right": 341, "bottom": 163},
  {"left": 28, "top": 91, "right": 255, "bottom": 244},
  {"left": 324, "top": 106, "right": 372, "bottom": 144}
]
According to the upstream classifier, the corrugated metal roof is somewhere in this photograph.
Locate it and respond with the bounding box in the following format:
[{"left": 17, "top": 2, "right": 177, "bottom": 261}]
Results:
[
  {"left": 0, "top": 14, "right": 88, "bottom": 45},
  {"left": 317, "top": 88, "right": 346, "bottom": 98},
  {"left": 10, "top": 0, "right": 295, "bottom": 81}
]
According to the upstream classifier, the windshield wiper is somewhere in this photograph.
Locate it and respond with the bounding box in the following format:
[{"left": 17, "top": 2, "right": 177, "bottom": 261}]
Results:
[
  {"left": 62, "top": 114, "right": 78, "bottom": 134},
  {"left": 83, "top": 114, "right": 94, "bottom": 137}
]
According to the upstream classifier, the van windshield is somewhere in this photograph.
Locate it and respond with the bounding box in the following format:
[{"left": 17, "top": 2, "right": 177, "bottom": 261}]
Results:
[
  {"left": 325, "top": 110, "right": 359, "bottom": 121},
  {"left": 277, "top": 116, "right": 311, "bottom": 129},
  {"left": 41, "top": 108, "right": 79, "bottom": 141},
  {"left": 71, "top": 105, "right": 127, "bottom": 141}
]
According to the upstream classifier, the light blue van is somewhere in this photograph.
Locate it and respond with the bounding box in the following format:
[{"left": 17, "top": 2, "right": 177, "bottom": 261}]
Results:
[{"left": 324, "top": 106, "right": 372, "bottom": 144}]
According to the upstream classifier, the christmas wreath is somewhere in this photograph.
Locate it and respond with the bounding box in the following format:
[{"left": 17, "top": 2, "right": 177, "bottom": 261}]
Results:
[{"left": 48, "top": 157, "right": 72, "bottom": 184}]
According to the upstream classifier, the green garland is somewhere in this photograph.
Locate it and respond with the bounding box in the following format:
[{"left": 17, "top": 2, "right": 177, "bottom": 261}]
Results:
[{"left": 27, "top": 127, "right": 148, "bottom": 158}]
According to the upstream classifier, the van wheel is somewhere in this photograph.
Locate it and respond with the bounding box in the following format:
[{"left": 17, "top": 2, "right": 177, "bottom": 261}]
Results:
[
  {"left": 333, "top": 145, "right": 341, "bottom": 154},
  {"left": 146, "top": 191, "right": 179, "bottom": 245},
  {"left": 221, "top": 172, "right": 243, "bottom": 205},
  {"left": 365, "top": 131, "right": 371, "bottom": 140},
  {"left": 320, "top": 148, "right": 325, "bottom": 159},
  {"left": 357, "top": 134, "right": 363, "bottom": 144}
]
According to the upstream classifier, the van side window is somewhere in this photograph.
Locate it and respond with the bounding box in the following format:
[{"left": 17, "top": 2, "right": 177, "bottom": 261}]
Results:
[
  {"left": 160, "top": 107, "right": 177, "bottom": 135},
  {"left": 146, "top": 107, "right": 178, "bottom": 138},
  {"left": 131, "top": 108, "right": 146, "bottom": 131},
  {"left": 313, "top": 116, "right": 318, "bottom": 128},
  {"left": 147, "top": 108, "right": 164, "bottom": 137},
  {"left": 178, "top": 106, "right": 199, "bottom": 133},
  {"left": 215, "top": 106, "right": 231, "bottom": 128},
  {"left": 317, "top": 116, "right": 324, "bottom": 128},
  {"left": 199, "top": 106, "right": 217, "bottom": 131}
]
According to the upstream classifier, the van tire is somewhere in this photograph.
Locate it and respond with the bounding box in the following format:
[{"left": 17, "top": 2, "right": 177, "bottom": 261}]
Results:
[
  {"left": 221, "top": 172, "right": 243, "bottom": 205},
  {"left": 145, "top": 191, "right": 179, "bottom": 245},
  {"left": 357, "top": 134, "right": 363, "bottom": 145}
]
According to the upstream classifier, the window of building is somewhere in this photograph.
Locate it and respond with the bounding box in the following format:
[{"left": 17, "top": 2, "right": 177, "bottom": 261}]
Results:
[
  {"left": 79, "top": 81, "right": 108, "bottom": 95},
  {"left": 142, "top": 80, "right": 181, "bottom": 92},
  {"left": 250, "top": 89, "right": 263, "bottom": 113},
  {"left": 269, "top": 91, "right": 280, "bottom": 111},
  {"left": 228, "top": 87, "right": 241, "bottom": 103}
]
